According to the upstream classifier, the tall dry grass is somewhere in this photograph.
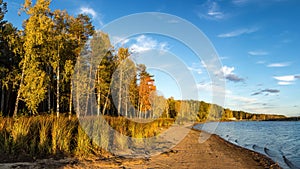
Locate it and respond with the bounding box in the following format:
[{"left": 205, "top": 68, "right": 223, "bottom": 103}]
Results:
[{"left": 0, "top": 115, "right": 175, "bottom": 161}]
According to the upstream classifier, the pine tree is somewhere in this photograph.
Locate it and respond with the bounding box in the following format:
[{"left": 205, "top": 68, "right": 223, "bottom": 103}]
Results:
[
  {"left": 137, "top": 64, "right": 156, "bottom": 118},
  {"left": 0, "top": 0, "right": 21, "bottom": 116}
]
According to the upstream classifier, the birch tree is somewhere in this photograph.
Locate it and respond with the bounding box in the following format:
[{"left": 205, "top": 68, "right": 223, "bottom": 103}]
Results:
[{"left": 14, "top": 0, "right": 53, "bottom": 115}]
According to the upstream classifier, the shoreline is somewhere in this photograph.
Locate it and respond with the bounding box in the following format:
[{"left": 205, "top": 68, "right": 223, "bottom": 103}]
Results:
[
  {"left": 193, "top": 128, "right": 281, "bottom": 169},
  {"left": 0, "top": 127, "right": 281, "bottom": 169}
]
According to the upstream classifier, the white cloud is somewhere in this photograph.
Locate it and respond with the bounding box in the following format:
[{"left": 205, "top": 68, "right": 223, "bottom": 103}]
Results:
[
  {"left": 221, "top": 66, "right": 234, "bottom": 76},
  {"left": 218, "top": 27, "right": 259, "bottom": 38},
  {"left": 278, "top": 81, "right": 294, "bottom": 85},
  {"left": 130, "top": 35, "right": 169, "bottom": 53},
  {"left": 207, "top": 2, "right": 225, "bottom": 19},
  {"left": 220, "top": 66, "right": 244, "bottom": 82},
  {"left": 273, "top": 75, "right": 300, "bottom": 85},
  {"left": 273, "top": 75, "right": 297, "bottom": 82},
  {"left": 197, "top": 1, "right": 226, "bottom": 20},
  {"left": 248, "top": 50, "right": 269, "bottom": 56},
  {"left": 80, "top": 7, "right": 97, "bottom": 19},
  {"left": 267, "top": 62, "right": 290, "bottom": 68}
]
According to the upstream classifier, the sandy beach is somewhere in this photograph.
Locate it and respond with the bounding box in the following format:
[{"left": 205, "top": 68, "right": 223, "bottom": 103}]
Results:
[{"left": 0, "top": 129, "right": 281, "bottom": 169}]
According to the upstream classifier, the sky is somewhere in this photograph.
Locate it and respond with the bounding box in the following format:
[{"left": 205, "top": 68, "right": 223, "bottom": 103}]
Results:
[{"left": 5, "top": 0, "right": 300, "bottom": 116}]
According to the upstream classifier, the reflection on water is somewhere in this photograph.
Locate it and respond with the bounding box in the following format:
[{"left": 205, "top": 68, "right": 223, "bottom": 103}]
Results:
[{"left": 195, "top": 121, "right": 300, "bottom": 169}]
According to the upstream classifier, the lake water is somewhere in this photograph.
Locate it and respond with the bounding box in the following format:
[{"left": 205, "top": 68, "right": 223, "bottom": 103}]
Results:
[{"left": 194, "top": 121, "right": 300, "bottom": 169}]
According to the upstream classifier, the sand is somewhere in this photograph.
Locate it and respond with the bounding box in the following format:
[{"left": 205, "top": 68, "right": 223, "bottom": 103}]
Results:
[{"left": 0, "top": 129, "right": 281, "bottom": 169}]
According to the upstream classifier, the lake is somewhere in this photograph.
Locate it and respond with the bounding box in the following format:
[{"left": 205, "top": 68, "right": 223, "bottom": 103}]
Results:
[{"left": 194, "top": 121, "right": 300, "bottom": 169}]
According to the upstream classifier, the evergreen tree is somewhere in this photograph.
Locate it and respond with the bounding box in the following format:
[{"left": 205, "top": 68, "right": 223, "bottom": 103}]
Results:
[{"left": 0, "top": 0, "right": 21, "bottom": 116}]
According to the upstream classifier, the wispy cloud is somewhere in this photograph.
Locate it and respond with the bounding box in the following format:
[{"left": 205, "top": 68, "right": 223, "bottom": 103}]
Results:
[
  {"left": 187, "top": 67, "right": 203, "bottom": 74},
  {"left": 232, "top": 0, "right": 250, "bottom": 5},
  {"left": 273, "top": 75, "right": 300, "bottom": 85},
  {"left": 197, "top": 1, "right": 227, "bottom": 20},
  {"left": 248, "top": 50, "right": 269, "bottom": 56},
  {"left": 79, "top": 7, "right": 103, "bottom": 26},
  {"left": 256, "top": 60, "right": 266, "bottom": 64},
  {"left": 219, "top": 56, "right": 229, "bottom": 60},
  {"left": 220, "top": 66, "right": 244, "bottom": 83},
  {"left": 80, "top": 7, "right": 97, "bottom": 19},
  {"left": 251, "top": 89, "right": 280, "bottom": 96},
  {"left": 267, "top": 62, "right": 290, "bottom": 68},
  {"left": 232, "top": 0, "right": 287, "bottom": 6},
  {"left": 218, "top": 27, "right": 259, "bottom": 38},
  {"left": 227, "top": 94, "right": 257, "bottom": 104},
  {"left": 197, "top": 82, "right": 230, "bottom": 95},
  {"left": 130, "top": 35, "right": 169, "bottom": 53}
]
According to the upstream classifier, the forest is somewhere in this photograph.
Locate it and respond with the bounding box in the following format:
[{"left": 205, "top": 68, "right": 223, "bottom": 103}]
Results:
[{"left": 0, "top": 0, "right": 285, "bottom": 121}]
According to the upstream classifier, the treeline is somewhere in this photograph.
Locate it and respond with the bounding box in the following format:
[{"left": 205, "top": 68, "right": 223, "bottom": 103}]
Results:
[
  {"left": 155, "top": 99, "right": 285, "bottom": 121},
  {"left": 0, "top": 0, "right": 285, "bottom": 121}
]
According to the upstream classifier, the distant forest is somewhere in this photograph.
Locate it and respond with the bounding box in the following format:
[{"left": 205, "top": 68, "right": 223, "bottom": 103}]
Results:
[{"left": 0, "top": 0, "right": 285, "bottom": 121}]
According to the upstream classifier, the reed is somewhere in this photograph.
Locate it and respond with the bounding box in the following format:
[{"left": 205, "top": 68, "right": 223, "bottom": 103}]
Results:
[{"left": 0, "top": 115, "right": 175, "bottom": 161}]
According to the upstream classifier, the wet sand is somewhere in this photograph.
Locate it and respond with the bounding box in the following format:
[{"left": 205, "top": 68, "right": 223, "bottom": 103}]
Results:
[{"left": 0, "top": 129, "right": 281, "bottom": 169}]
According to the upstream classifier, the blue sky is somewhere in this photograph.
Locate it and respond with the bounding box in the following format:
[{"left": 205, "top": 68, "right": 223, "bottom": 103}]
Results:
[{"left": 5, "top": 0, "right": 300, "bottom": 116}]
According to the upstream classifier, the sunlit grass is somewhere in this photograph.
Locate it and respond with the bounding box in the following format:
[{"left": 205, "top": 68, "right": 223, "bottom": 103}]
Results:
[{"left": 0, "top": 115, "right": 174, "bottom": 161}]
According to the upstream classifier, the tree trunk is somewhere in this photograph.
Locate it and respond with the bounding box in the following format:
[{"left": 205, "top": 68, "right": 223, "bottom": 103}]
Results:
[
  {"left": 97, "top": 89, "right": 101, "bottom": 116},
  {"left": 69, "top": 81, "right": 73, "bottom": 119},
  {"left": 56, "top": 62, "right": 60, "bottom": 118},
  {"left": 48, "top": 67, "right": 51, "bottom": 114},
  {"left": 5, "top": 86, "right": 11, "bottom": 116},
  {"left": 139, "top": 103, "right": 143, "bottom": 119},
  {"left": 76, "top": 81, "right": 80, "bottom": 118},
  {"left": 125, "top": 87, "right": 128, "bottom": 117},
  {"left": 96, "top": 70, "right": 101, "bottom": 116},
  {"left": 117, "top": 69, "right": 123, "bottom": 116},
  {"left": 102, "top": 84, "right": 111, "bottom": 115},
  {"left": 1, "top": 85, "right": 4, "bottom": 114},
  {"left": 14, "top": 67, "right": 25, "bottom": 117},
  {"left": 85, "top": 59, "right": 94, "bottom": 116},
  {"left": 14, "top": 89, "right": 20, "bottom": 117},
  {"left": 56, "top": 46, "right": 60, "bottom": 118}
]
